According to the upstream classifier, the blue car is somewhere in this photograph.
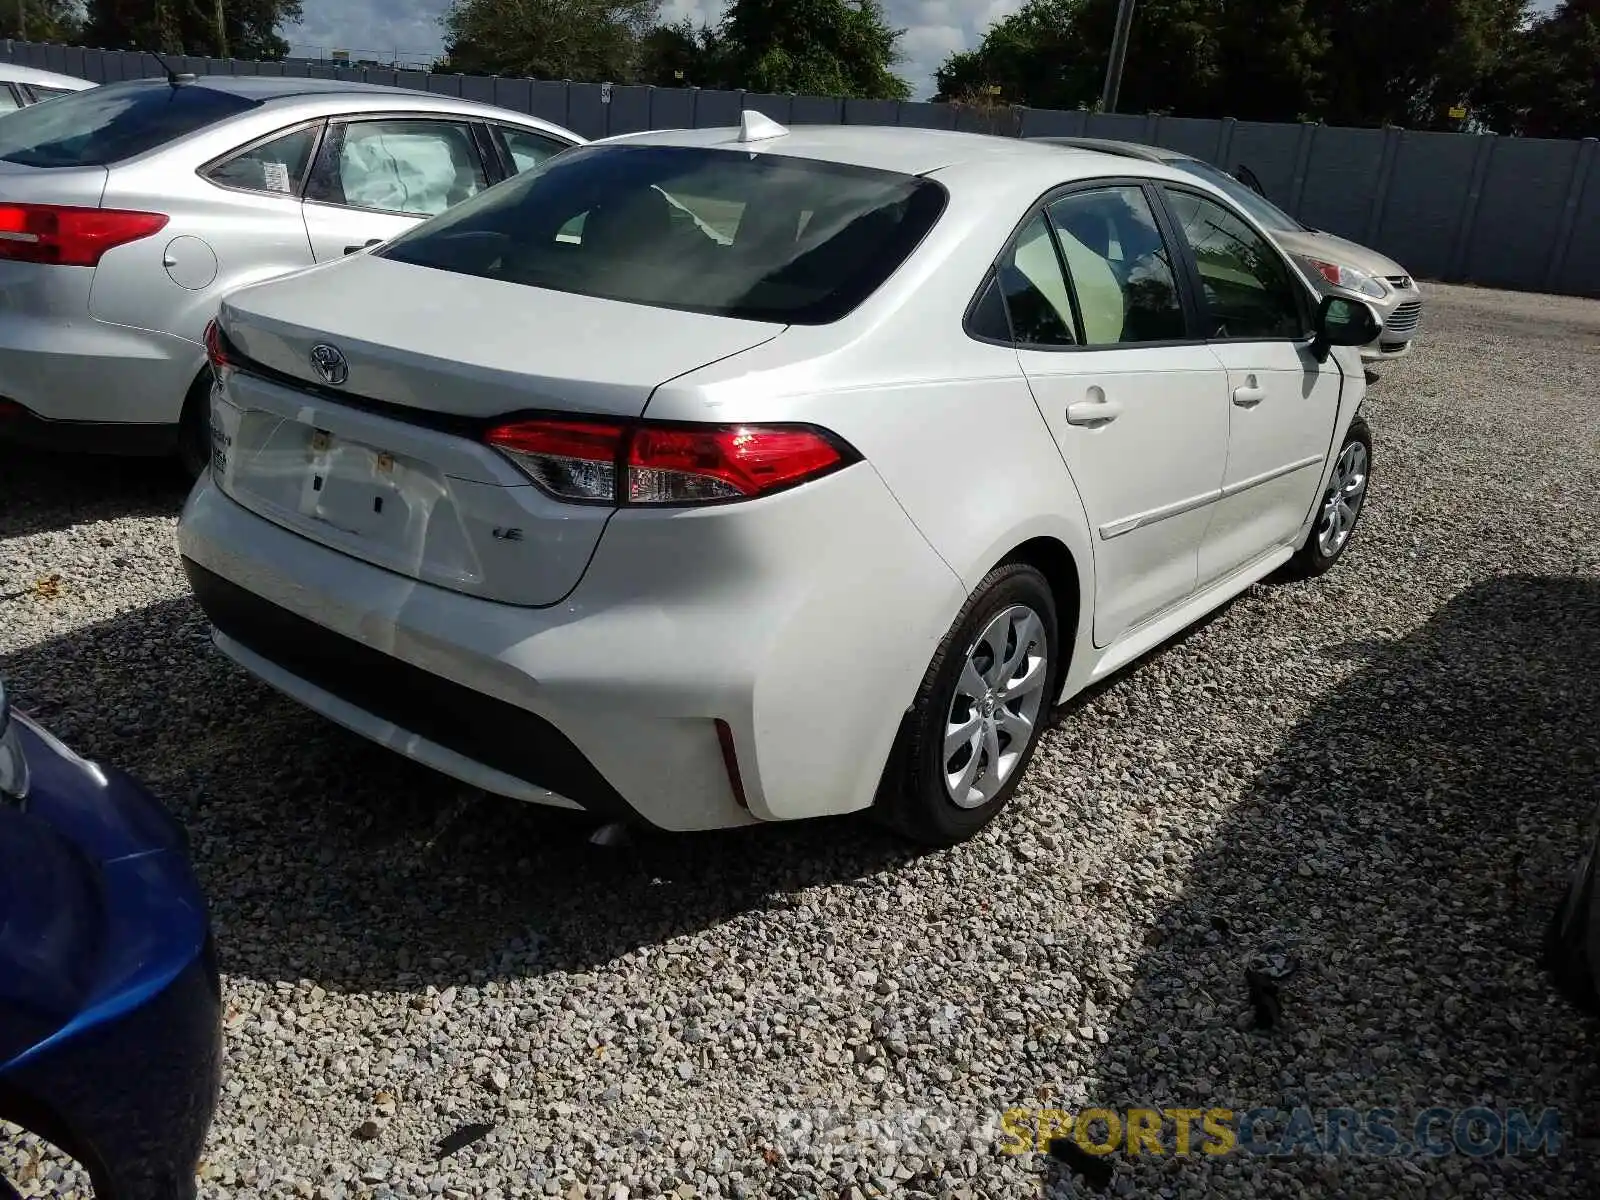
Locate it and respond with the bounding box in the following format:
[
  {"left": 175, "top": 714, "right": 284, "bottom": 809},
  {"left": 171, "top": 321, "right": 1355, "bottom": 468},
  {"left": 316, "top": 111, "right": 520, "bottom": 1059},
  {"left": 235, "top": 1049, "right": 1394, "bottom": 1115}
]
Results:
[{"left": 0, "top": 679, "right": 221, "bottom": 1199}]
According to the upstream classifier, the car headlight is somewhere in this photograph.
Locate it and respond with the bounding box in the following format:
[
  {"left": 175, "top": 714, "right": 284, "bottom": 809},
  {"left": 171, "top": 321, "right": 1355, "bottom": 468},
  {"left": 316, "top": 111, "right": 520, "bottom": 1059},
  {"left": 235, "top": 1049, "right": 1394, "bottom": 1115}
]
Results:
[
  {"left": 1305, "top": 259, "right": 1388, "bottom": 301},
  {"left": 0, "top": 681, "right": 28, "bottom": 805}
]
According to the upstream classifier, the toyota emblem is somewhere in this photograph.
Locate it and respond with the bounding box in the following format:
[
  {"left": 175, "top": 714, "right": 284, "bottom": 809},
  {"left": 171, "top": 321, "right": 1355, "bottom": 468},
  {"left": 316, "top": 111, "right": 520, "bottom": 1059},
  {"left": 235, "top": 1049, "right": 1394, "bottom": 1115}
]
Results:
[{"left": 309, "top": 343, "right": 349, "bottom": 386}]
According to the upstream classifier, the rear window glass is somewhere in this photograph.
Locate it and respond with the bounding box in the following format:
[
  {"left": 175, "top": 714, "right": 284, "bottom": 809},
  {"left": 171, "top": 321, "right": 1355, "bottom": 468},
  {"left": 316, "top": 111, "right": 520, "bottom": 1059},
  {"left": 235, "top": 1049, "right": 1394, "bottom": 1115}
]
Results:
[
  {"left": 375, "top": 144, "right": 948, "bottom": 325},
  {"left": 0, "top": 82, "right": 259, "bottom": 168}
]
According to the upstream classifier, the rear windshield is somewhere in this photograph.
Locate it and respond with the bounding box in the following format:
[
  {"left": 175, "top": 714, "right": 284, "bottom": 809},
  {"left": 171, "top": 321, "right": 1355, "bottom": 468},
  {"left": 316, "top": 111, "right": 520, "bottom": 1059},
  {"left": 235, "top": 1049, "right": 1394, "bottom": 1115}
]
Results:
[
  {"left": 376, "top": 144, "right": 948, "bottom": 324},
  {"left": 0, "top": 81, "right": 259, "bottom": 168}
]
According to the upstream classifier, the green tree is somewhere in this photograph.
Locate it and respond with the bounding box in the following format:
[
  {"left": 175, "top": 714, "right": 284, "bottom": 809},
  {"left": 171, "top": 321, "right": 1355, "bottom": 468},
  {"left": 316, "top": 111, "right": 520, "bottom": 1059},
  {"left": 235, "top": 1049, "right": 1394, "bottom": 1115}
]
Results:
[
  {"left": 935, "top": 0, "right": 1098, "bottom": 106},
  {"left": 437, "top": 0, "right": 660, "bottom": 82},
  {"left": 1307, "top": 0, "right": 1528, "bottom": 129},
  {"left": 935, "top": 0, "right": 1326, "bottom": 119},
  {"left": 1475, "top": 0, "right": 1599, "bottom": 136},
  {"left": 713, "top": 0, "right": 909, "bottom": 100},
  {"left": 84, "top": 0, "right": 302, "bottom": 59},
  {"left": 636, "top": 17, "right": 726, "bottom": 87},
  {"left": 1, "top": 0, "right": 87, "bottom": 44}
]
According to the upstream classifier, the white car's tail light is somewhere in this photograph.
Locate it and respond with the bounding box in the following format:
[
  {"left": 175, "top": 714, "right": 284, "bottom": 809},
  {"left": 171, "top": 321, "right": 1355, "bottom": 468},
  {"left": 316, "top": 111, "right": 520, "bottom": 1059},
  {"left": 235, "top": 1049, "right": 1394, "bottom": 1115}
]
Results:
[
  {"left": 203, "top": 319, "right": 234, "bottom": 375},
  {"left": 488, "top": 419, "right": 624, "bottom": 503},
  {"left": 0, "top": 203, "right": 169, "bottom": 267},
  {"left": 485, "top": 418, "right": 857, "bottom": 506}
]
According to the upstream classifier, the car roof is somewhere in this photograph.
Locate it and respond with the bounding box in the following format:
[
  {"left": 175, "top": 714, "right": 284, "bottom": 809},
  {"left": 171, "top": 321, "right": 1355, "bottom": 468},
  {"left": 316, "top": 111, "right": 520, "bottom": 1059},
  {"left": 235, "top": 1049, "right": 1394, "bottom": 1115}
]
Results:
[
  {"left": 118, "top": 74, "right": 442, "bottom": 101},
  {"left": 599, "top": 122, "right": 1146, "bottom": 179},
  {"left": 0, "top": 63, "right": 96, "bottom": 89},
  {"left": 86, "top": 76, "right": 583, "bottom": 140},
  {"left": 1028, "top": 136, "right": 1197, "bottom": 165}
]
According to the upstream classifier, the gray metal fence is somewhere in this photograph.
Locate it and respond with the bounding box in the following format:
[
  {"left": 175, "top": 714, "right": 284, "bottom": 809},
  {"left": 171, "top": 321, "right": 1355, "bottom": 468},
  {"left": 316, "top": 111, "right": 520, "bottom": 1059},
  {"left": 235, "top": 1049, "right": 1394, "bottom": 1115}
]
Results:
[{"left": 6, "top": 38, "right": 1598, "bottom": 298}]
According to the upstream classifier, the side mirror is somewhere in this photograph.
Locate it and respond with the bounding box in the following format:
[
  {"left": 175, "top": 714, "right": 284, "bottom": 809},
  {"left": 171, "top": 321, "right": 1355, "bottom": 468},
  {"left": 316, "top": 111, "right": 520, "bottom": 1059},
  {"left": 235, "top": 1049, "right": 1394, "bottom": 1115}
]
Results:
[
  {"left": 344, "top": 239, "right": 383, "bottom": 256},
  {"left": 1312, "top": 294, "right": 1382, "bottom": 362}
]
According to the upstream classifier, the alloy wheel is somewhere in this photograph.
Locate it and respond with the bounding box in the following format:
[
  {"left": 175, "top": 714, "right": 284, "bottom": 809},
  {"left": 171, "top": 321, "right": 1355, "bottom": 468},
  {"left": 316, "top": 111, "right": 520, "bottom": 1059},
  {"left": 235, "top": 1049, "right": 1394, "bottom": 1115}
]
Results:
[
  {"left": 943, "top": 604, "right": 1050, "bottom": 809},
  {"left": 1317, "top": 441, "right": 1369, "bottom": 558}
]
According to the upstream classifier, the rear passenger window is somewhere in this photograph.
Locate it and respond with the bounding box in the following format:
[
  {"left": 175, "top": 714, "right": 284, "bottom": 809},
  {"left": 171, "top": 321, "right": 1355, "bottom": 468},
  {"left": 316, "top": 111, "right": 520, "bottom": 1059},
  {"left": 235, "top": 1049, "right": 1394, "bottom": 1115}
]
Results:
[
  {"left": 1046, "top": 187, "right": 1186, "bottom": 345},
  {"left": 495, "top": 125, "right": 569, "bottom": 175},
  {"left": 997, "top": 213, "right": 1078, "bottom": 347},
  {"left": 967, "top": 272, "right": 1012, "bottom": 342},
  {"left": 205, "top": 125, "right": 319, "bottom": 196}
]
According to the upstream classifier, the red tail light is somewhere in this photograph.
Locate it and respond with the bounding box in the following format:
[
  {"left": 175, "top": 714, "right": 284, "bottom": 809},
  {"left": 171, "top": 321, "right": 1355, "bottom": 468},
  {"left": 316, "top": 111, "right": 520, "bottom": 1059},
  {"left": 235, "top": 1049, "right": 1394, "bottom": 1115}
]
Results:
[
  {"left": 485, "top": 418, "right": 854, "bottom": 506},
  {"left": 203, "top": 319, "right": 233, "bottom": 372},
  {"left": 0, "top": 203, "right": 169, "bottom": 267}
]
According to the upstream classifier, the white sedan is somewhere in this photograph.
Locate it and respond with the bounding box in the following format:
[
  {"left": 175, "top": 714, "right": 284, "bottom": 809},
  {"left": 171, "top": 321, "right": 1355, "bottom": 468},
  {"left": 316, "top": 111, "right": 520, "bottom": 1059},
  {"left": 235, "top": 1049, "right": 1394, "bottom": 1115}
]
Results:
[{"left": 177, "top": 115, "right": 1381, "bottom": 845}]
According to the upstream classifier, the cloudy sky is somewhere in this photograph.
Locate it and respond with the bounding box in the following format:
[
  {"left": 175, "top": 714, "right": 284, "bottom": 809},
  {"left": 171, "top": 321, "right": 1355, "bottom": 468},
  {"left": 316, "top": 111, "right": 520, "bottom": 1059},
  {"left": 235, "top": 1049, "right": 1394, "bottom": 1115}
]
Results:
[{"left": 286, "top": 0, "right": 1022, "bottom": 100}]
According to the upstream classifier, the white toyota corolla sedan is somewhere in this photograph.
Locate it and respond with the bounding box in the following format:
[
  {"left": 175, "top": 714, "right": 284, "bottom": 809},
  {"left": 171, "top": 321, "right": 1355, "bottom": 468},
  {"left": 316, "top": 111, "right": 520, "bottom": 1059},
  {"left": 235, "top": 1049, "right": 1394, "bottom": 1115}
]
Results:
[{"left": 176, "top": 115, "right": 1381, "bottom": 845}]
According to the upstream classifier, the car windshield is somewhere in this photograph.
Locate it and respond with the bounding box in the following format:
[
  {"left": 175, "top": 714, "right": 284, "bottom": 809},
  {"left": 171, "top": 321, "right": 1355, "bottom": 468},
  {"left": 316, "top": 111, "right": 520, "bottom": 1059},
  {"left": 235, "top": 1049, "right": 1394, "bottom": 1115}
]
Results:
[
  {"left": 1172, "top": 159, "right": 1305, "bottom": 233},
  {"left": 0, "top": 81, "right": 259, "bottom": 167},
  {"left": 376, "top": 143, "right": 949, "bottom": 325}
]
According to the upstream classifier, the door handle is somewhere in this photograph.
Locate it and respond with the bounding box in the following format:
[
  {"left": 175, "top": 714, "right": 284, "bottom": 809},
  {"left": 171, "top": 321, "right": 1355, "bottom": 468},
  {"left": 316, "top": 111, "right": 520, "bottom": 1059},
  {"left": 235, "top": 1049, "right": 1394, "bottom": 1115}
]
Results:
[
  {"left": 1232, "top": 379, "right": 1266, "bottom": 407},
  {"left": 1066, "top": 397, "right": 1123, "bottom": 426}
]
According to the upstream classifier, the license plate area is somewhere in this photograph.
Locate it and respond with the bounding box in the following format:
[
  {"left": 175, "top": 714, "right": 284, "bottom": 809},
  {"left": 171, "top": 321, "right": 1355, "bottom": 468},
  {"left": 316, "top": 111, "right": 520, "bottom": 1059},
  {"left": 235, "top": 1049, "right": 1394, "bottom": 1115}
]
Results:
[
  {"left": 206, "top": 373, "right": 617, "bottom": 608},
  {"left": 212, "top": 392, "right": 456, "bottom": 566},
  {"left": 300, "top": 426, "right": 428, "bottom": 545}
]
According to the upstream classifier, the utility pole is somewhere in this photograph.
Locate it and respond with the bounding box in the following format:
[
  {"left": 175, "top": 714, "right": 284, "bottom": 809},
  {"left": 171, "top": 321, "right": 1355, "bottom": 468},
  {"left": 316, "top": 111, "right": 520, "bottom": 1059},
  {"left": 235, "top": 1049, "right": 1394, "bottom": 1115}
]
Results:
[
  {"left": 1099, "top": 0, "right": 1137, "bottom": 114},
  {"left": 214, "top": 0, "right": 228, "bottom": 56},
  {"left": 17, "top": 0, "right": 25, "bottom": 42}
]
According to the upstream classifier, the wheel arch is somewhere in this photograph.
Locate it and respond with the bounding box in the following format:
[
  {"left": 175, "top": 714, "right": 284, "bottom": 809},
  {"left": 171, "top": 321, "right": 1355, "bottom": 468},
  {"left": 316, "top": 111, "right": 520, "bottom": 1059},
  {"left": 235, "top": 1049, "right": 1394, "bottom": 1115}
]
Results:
[
  {"left": 998, "top": 534, "right": 1085, "bottom": 699},
  {"left": 953, "top": 514, "right": 1094, "bottom": 698}
]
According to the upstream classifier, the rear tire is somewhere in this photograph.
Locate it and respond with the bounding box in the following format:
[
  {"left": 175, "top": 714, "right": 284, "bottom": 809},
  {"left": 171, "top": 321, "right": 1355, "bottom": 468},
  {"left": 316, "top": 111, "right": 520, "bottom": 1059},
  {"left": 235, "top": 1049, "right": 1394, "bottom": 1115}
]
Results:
[
  {"left": 876, "top": 564, "right": 1060, "bottom": 847},
  {"left": 176, "top": 370, "right": 213, "bottom": 481},
  {"left": 1285, "top": 415, "right": 1371, "bottom": 580}
]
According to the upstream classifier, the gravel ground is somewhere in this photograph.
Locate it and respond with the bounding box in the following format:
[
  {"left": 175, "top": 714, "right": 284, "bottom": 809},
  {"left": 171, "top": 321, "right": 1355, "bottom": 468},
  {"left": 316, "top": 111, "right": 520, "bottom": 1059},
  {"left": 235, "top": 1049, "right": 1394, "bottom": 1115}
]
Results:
[{"left": 2, "top": 282, "right": 1598, "bottom": 1199}]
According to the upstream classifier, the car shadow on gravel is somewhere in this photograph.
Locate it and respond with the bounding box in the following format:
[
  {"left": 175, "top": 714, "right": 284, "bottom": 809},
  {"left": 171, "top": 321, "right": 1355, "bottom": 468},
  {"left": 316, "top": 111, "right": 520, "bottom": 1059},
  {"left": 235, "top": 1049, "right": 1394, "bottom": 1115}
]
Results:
[
  {"left": 0, "top": 447, "right": 190, "bottom": 538},
  {"left": 0, "top": 593, "right": 924, "bottom": 995},
  {"left": 1073, "top": 574, "right": 1600, "bottom": 1195}
]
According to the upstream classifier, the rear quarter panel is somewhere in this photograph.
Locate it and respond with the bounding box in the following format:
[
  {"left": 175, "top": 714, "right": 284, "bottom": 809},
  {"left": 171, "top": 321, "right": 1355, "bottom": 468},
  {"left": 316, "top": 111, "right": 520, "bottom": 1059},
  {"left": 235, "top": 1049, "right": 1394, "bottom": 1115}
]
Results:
[
  {"left": 644, "top": 161, "right": 1099, "bottom": 705},
  {"left": 90, "top": 155, "right": 316, "bottom": 353}
]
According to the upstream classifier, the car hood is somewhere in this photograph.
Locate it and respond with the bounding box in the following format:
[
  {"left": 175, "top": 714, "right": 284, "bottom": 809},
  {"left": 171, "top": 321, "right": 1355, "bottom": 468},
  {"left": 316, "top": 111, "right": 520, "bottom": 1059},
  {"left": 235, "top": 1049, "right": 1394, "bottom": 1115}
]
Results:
[{"left": 1273, "top": 227, "right": 1410, "bottom": 280}]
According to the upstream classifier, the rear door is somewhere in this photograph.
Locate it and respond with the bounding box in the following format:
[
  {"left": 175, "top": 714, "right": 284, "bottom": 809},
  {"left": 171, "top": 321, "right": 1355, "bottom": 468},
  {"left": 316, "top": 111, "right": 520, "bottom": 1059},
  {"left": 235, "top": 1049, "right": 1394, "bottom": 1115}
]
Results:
[
  {"left": 1158, "top": 185, "right": 1343, "bottom": 588},
  {"left": 1003, "top": 181, "right": 1231, "bottom": 647},
  {"left": 301, "top": 116, "right": 495, "bottom": 262}
]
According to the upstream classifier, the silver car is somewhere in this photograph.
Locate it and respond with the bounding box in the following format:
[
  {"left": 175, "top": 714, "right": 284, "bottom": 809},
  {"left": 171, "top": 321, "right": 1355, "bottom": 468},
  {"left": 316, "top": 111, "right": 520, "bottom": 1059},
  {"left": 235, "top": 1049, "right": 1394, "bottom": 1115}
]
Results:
[
  {"left": 0, "top": 63, "right": 96, "bottom": 112},
  {"left": 0, "top": 76, "right": 581, "bottom": 473},
  {"left": 1033, "top": 137, "right": 1423, "bottom": 365}
]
